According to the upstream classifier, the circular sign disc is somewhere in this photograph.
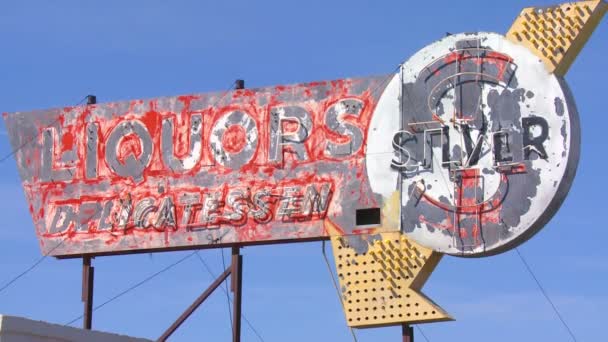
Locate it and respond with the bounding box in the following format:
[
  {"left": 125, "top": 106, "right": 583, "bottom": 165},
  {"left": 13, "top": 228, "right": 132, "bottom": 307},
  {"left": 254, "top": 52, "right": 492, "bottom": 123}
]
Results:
[{"left": 366, "top": 32, "right": 580, "bottom": 257}]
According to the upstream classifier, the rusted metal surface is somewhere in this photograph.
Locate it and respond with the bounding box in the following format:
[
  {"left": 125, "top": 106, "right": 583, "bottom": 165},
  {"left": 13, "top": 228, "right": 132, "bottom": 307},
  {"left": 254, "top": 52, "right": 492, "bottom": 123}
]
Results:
[
  {"left": 367, "top": 32, "right": 581, "bottom": 256},
  {"left": 4, "top": 77, "right": 393, "bottom": 257},
  {"left": 3, "top": 34, "right": 591, "bottom": 258}
]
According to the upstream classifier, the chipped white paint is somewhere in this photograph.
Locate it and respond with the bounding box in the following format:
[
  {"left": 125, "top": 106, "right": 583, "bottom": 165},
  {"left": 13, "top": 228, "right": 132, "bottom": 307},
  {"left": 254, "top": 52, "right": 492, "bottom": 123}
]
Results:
[{"left": 366, "top": 32, "right": 580, "bottom": 256}]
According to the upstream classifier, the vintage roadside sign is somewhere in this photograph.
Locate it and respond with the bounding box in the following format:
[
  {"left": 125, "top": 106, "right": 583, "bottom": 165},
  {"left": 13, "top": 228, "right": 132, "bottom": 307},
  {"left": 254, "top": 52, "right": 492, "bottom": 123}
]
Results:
[
  {"left": 5, "top": 0, "right": 606, "bottom": 261},
  {"left": 5, "top": 77, "right": 392, "bottom": 257},
  {"left": 3, "top": 0, "right": 606, "bottom": 331},
  {"left": 369, "top": 32, "right": 580, "bottom": 256}
]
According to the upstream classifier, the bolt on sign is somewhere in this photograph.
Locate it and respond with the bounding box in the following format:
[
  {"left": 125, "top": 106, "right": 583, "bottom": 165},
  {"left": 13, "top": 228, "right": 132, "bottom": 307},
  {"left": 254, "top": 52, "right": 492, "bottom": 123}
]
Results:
[{"left": 3, "top": 0, "right": 606, "bottom": 329}]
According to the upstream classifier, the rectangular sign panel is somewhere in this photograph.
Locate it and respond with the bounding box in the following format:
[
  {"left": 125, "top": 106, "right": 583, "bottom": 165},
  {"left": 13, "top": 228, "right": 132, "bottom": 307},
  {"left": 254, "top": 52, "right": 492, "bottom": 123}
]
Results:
[{"left": 4, "top": 76, "right": 393, "bottom": 257}]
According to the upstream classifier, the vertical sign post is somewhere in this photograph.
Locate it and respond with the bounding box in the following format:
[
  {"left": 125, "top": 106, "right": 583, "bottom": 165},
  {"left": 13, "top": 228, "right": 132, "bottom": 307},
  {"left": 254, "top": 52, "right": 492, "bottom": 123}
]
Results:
[
  {"left": 81, "top": 94, "right": 97, "bottom": 330},
  {"left": 402, "top": 324, "right": 414, "bottom": 342},
  {"left": 231, "top": 247, "right": 243, "bottom": 342},
  {"left": 82, "top": 256, "right": 94, "bottom": 330},
  {"left": 231, "top": 79, "right": 244, "bottom": 342}
]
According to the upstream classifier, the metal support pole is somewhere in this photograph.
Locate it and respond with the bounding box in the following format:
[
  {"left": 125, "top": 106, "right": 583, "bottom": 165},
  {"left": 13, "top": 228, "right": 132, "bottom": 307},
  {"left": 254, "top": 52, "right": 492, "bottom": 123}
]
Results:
[
  {"left": 81, "top": 94, "right": 96, "bottom": 331},
  {"left": 231, "top": 247, "right": 243, "bottom": 342},
  {"left": 86, "top": 95, "right": 97, "bottom": 105},
  {"left": 82, "top": 256, "right": 94, "bottom": 330},
  {"left": 158, "top": 266, "right": 232, "bottom": 342},
  {"left": 231, "top": 77, "right": 244, "bottom": 342},
  {"left": 230, "top": 79, "right": 245, "bottom": 342},
  {"left": 235, "top": 79, "right": 245, "bottom": 90},
  {"left": 402, "top": 324, "right": 414, "bottom": 342}
]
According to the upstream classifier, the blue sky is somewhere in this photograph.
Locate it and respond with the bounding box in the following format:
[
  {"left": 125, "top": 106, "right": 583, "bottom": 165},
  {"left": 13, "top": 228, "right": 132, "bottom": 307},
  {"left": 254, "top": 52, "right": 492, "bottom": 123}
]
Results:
[{"left": 0, "top": 1, "right": 606, "bottom": 341}]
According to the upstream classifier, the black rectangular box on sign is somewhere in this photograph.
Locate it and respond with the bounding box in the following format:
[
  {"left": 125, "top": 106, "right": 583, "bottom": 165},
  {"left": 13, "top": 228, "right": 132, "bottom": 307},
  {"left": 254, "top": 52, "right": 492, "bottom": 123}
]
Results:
[{"left": 355, "top": 208, "right": 381, "bottom": 226}]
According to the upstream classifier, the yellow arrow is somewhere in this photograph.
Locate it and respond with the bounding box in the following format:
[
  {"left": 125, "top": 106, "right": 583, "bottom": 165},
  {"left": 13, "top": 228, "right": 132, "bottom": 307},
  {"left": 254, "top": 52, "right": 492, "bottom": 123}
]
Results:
[
  {"left": 325, "top": 0, "right": 607, "bottom": 329},
  {"left": 327, "top": 221, "right": 452, "bottom": 327},
  {"left": 507, "top": 0, "right": 607, "bottom": 76}
]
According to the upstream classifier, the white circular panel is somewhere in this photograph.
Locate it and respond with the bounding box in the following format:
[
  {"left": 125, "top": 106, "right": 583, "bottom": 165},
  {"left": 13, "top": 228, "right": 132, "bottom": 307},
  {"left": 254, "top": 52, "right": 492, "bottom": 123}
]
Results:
[{"left": 366, "top": 32, "right": 580, "bottom": 257}]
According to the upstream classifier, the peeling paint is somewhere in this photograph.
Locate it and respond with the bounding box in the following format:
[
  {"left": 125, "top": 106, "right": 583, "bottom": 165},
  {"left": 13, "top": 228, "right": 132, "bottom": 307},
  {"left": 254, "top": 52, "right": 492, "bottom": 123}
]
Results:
[
  {"left": 367, "top": 33, "right": 580, "bottom": 257},
  {"left": 4, "top": 32, "right": 581, "bottom": 259}
]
